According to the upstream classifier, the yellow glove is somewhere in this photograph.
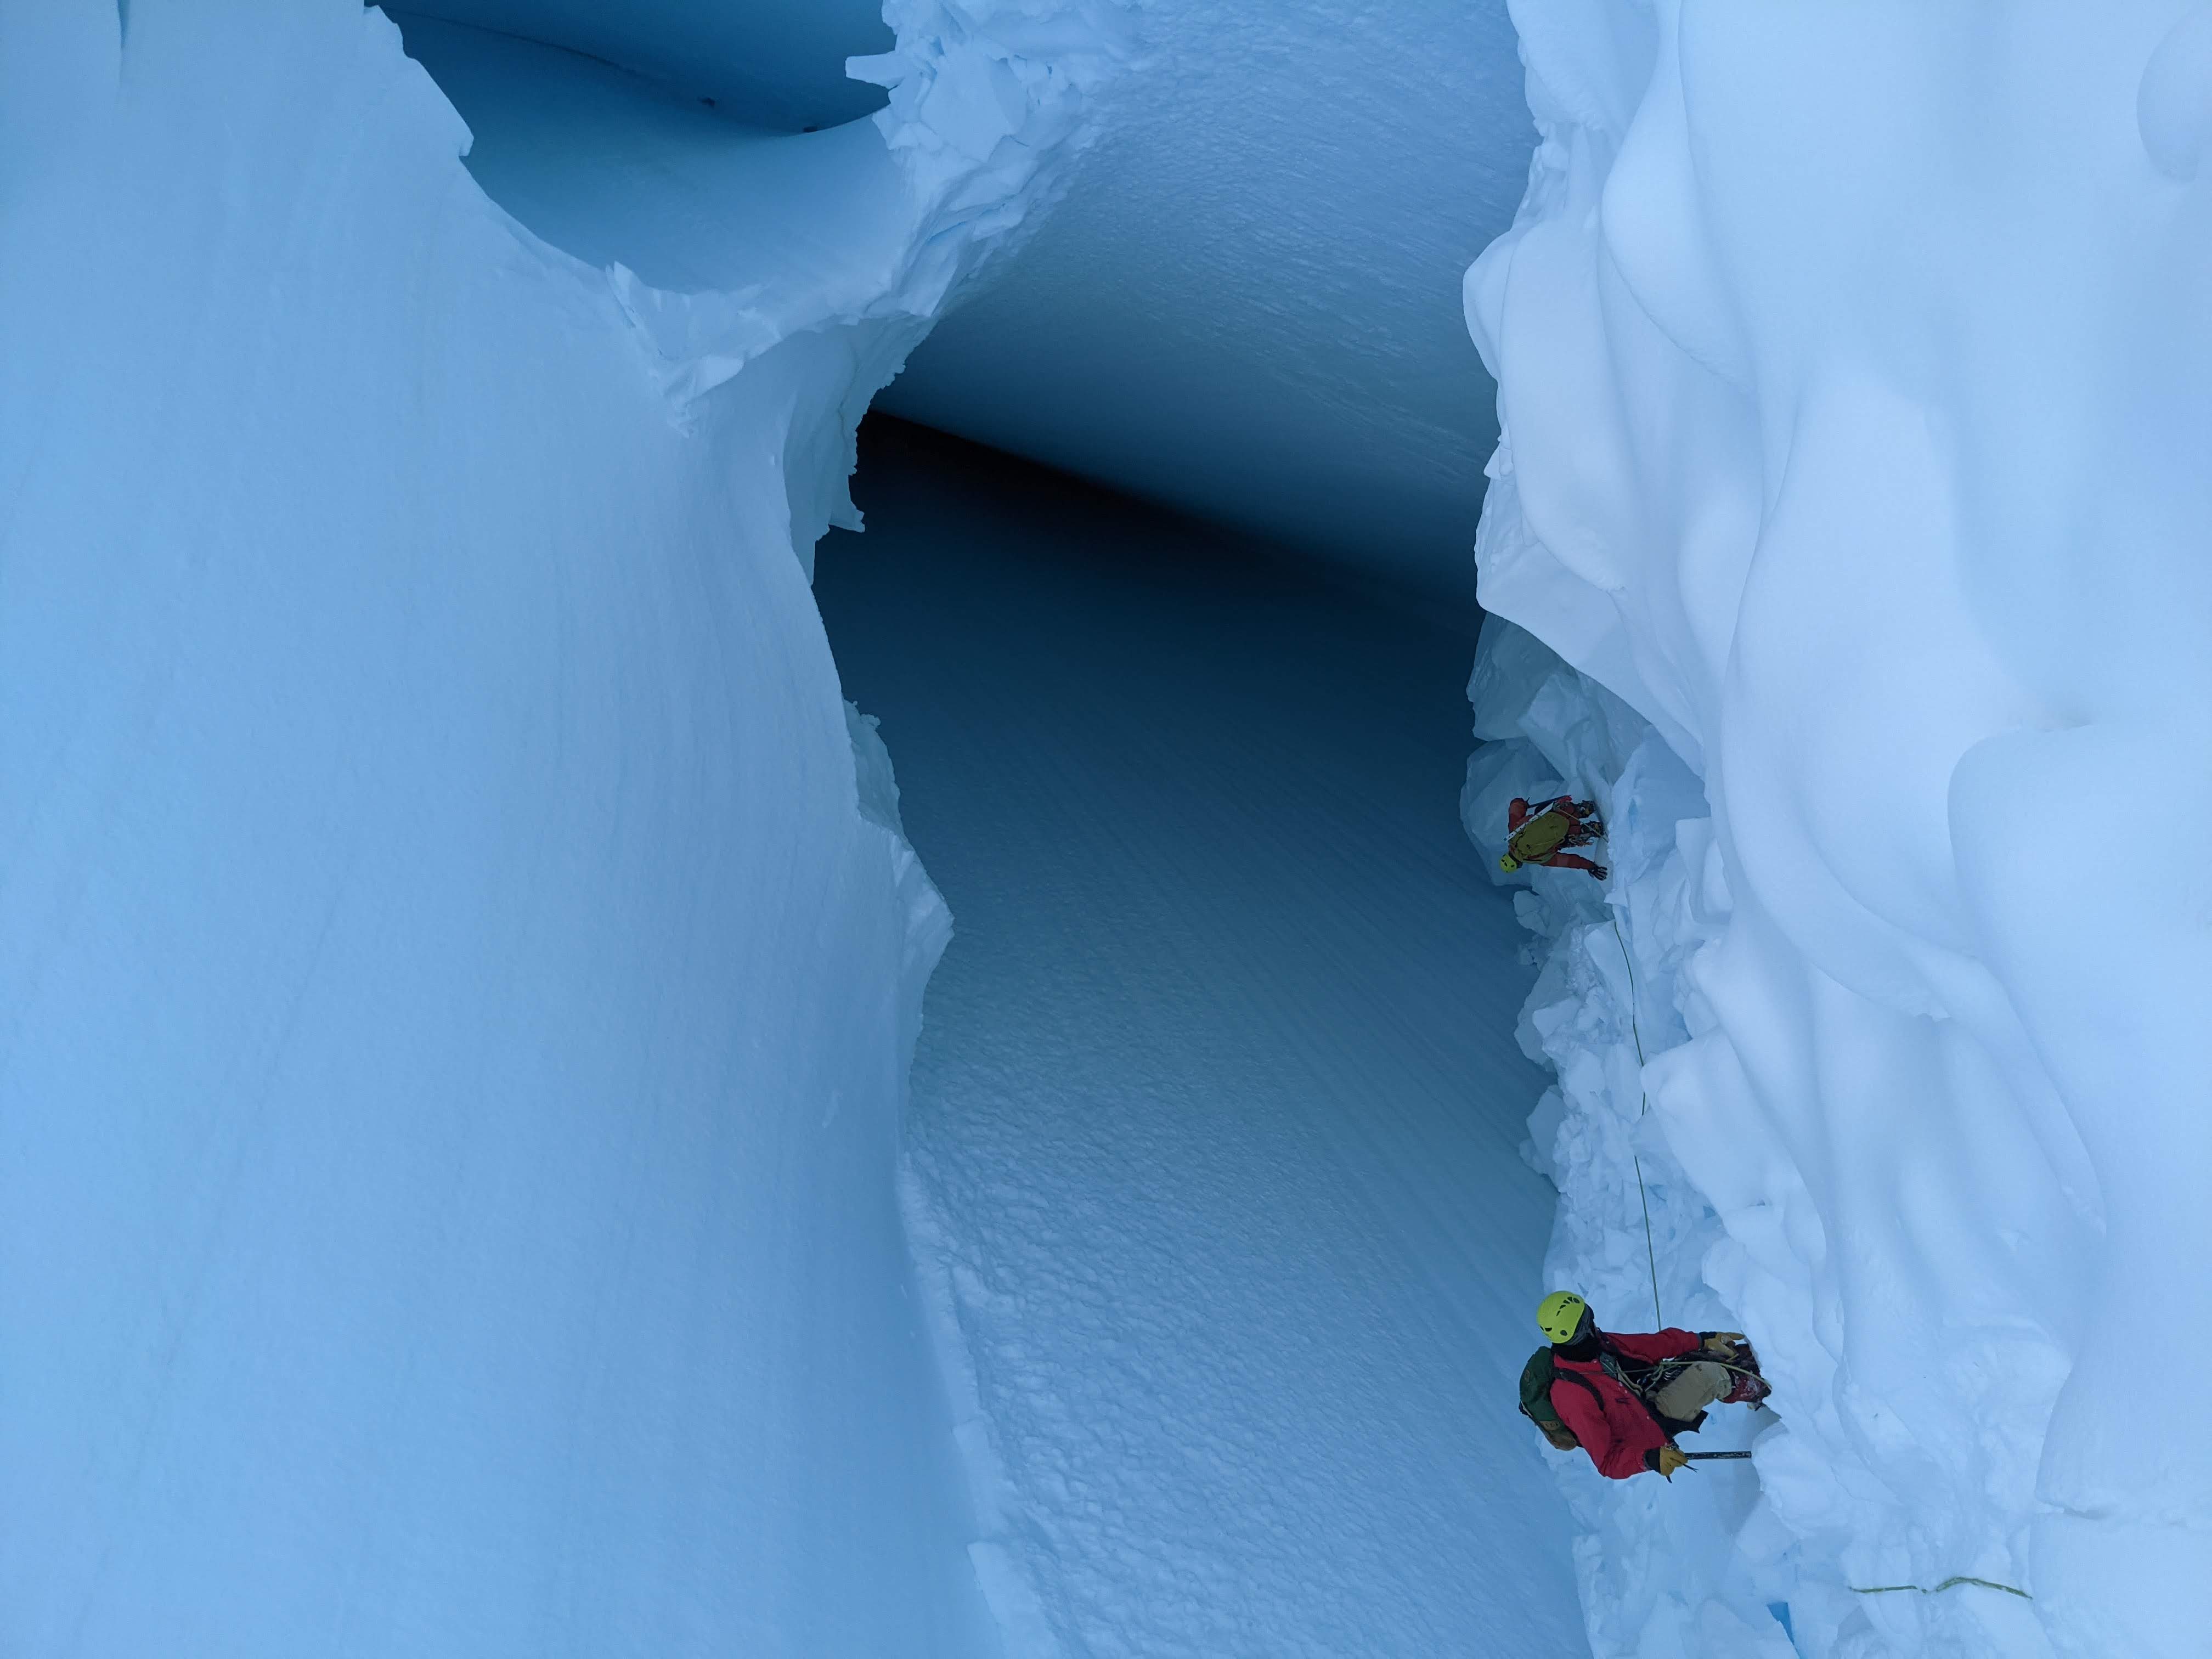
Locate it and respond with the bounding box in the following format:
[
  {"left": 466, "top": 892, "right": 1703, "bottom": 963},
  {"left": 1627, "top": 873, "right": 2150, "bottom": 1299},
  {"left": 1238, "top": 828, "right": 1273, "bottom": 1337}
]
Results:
[
  {"left": 1702, "top": 1331, "right": 1745, "bottom": 1357},
  {"left": 1654, "top": 1446, "right": 1690, "bottom": 1479}
]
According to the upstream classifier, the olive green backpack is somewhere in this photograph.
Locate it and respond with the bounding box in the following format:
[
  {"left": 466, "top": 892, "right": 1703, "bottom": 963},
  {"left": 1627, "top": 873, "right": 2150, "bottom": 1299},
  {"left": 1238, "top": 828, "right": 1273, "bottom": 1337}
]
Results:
[{"left": 1518, "top": 1347, "right": 1592, "bottom": 1452}]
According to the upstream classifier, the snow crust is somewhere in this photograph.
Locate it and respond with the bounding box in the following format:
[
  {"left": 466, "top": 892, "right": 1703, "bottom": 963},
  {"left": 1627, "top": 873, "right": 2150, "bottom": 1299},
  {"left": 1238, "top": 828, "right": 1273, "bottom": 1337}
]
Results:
[
  {"left": 1465, "top": 5, "right": 2212, "bottom": 1656},
  {"left": 0, "top": 1, "right": 1124, "bottom": 1651}
]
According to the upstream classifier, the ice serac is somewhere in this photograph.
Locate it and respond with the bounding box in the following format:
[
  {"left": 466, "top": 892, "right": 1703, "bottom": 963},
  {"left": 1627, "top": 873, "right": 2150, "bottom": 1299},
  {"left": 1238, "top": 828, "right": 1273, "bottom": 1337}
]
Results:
[
  {"left": 1465, "top": 4, "right": 2212, "bottom": 1657},
  {"left": 0, "top": 1, "right": 1116, "bottom": 1654}
]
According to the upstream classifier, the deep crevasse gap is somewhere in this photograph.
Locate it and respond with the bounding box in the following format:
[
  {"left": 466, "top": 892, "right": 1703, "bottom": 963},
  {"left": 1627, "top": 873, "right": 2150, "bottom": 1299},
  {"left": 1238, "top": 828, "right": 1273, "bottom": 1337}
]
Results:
[
  {"left": 1462, "top": 7, "right": 2211, "bottom": 1659},
  {"left": 816, "top": 421, "right": 1589, "bottom": 1658},
  {"left": 0, "top": 1, "right": 1127, "bottom": 1651}
]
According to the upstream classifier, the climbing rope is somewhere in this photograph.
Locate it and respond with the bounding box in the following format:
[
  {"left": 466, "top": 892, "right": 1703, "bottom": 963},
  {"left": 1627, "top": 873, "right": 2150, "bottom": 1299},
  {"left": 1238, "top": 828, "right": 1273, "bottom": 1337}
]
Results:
[
  {"left": 1849, "top": 1577, "right": 2033, "bottom": 1601},
  {"left": 1607, "top": 910, "right": 1664, "bottom": 1329},
  {"left": 1632, "top": 1165, "right": 1661, "bottom": 1327}
]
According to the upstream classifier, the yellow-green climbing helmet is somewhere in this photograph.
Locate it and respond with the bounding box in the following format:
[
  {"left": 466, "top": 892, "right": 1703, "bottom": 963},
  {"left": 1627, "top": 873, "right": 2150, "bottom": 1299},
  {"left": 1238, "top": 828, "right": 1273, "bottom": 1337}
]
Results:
[
  {"left": 1498, "top": 853, "right": 1521, "bottom": 872},
  {"left": 1537, "top": 1291, "right": 1589, "bottom": 1345}
]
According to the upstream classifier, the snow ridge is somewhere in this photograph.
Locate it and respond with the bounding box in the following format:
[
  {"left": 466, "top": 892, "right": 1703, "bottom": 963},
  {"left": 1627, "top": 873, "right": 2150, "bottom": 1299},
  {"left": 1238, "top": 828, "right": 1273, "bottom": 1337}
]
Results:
[
  {"left": 423, "top": 0, "right": 1137, "bottom": 547},
  {"left": 610, "top": 0, "right": 1135, "bottom": 402}
]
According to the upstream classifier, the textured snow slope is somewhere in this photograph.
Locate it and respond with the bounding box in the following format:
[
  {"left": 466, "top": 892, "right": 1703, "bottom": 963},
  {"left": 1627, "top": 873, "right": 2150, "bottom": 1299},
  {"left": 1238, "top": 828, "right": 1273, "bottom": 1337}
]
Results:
[
  {"left": 882, "top": 0, "right": 1535, "bottom": 607},
  {"left": 1465, "top": 5, "right": 2212, "bottom": 1657},
  {"left": 0, "top": 2, "right": 1122, "bottom": 1651},
  {"left": 818, "top": 421, "right": 1587, "bottom": 1658}
]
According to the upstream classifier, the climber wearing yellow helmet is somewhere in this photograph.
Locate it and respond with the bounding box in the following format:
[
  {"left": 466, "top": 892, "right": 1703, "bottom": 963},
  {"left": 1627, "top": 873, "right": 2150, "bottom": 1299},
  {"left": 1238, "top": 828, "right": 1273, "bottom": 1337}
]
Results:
[
  {"left": 1515, "top": 1292, "right": 1771, "bottom": 1480},
  {"left": 1497, "top": 795, "right": 1607, "bottom": 881}
]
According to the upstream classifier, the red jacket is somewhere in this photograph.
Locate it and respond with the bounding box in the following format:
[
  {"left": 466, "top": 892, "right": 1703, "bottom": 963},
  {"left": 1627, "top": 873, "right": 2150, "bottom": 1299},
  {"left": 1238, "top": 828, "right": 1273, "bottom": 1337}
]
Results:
[{"left": 1548, "top": 1328, "right": 1703, "bottom": 1479}]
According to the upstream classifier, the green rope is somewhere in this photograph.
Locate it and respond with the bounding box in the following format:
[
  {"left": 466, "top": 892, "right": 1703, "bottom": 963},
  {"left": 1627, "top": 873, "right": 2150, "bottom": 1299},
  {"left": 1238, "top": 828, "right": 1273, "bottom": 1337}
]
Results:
[
  {"left": 1632, "top": 1156, "right": 1662, "bottom": 1329},
  {"left": 1609, "top": 912, "right": 1664, "bottom": 1329},
  {"left": 1607, "top": 913, "right": 1649, "bottom": 1071},
  {"left": 1849, "top": 1577, "right": 2032, "bottom": 1601}
]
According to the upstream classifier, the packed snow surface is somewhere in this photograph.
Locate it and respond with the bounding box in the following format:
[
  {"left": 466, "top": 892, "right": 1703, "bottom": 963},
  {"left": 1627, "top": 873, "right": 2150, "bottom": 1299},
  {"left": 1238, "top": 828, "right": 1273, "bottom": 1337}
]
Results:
[
  {"left": 0, "top": 1, "right": 1127, "bottom": 1652},
  {"left": 882, "top": 0, "right": 1535, "bottom": 608},
  {"left": 818, "top": 421, "right": 1588, "bottom": 1658},
  {"left": 1463, "top": 4, "right": 2212, "bottom": 1656}
]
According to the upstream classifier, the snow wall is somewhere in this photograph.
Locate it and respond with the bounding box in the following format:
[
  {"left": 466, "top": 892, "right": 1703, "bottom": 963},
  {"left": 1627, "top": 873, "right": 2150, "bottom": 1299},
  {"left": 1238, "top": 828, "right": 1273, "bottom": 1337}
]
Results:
[
  {"left": 1463, "top": 5, "right": 2212, "bottom": 1658},
  {"left": 0, "top": 1, "right": 1124, "bottom": 1652}
]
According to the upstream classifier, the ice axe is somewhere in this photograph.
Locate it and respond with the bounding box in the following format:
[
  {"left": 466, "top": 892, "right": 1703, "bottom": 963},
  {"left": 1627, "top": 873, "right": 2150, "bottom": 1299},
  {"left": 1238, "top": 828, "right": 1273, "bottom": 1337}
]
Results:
[{"left": 1680, "top": 1451, "right": 1752, "bottom": 1462}]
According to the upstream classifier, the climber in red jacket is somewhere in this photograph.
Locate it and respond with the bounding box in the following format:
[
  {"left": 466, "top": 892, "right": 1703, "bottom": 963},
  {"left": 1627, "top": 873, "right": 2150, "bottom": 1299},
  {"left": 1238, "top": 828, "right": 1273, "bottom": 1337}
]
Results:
[{"left": 1536, "top": 1291, "right": 1768, "bottom": 1479}]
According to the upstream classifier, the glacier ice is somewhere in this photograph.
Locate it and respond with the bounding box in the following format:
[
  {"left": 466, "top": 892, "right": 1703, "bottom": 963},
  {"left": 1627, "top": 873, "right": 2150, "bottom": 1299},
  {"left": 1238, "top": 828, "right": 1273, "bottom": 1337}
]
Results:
[
  {"left": 1466, "top": 4, "right": 2212, "bottom": 1656},
  {"left": 0, "top": 1, "right": 1124, "bottom": 1651}
]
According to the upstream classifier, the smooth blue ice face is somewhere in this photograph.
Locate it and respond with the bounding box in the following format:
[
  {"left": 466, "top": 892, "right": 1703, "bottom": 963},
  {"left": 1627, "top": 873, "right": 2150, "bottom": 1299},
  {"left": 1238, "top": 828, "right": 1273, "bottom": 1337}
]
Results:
[
  {"left": 877, "top": 0, "right": 1537, "bottom": 616},
  {"left": 397, "top": 0, "right": 893, "bottom": 129}
]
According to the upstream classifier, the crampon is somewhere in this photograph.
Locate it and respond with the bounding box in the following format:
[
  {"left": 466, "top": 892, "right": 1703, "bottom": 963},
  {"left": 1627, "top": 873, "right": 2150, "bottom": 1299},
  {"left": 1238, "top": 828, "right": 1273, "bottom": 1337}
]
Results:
[{"left": 1719, "top": 1342, "right": 1772, "bottom": 1406}]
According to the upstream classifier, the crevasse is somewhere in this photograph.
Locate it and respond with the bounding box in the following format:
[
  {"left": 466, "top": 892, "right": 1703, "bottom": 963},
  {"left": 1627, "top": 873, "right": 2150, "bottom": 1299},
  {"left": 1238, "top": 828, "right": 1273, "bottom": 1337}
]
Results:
[{"left": 1463, "top": 6, "right": 2212, "bottom": 1657}]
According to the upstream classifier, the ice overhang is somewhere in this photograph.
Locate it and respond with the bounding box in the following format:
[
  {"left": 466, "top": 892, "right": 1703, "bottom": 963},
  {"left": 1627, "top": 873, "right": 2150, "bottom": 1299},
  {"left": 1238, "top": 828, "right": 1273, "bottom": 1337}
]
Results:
[{"left": 393, "top": 0, "right": 894, "bottom": 132}]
